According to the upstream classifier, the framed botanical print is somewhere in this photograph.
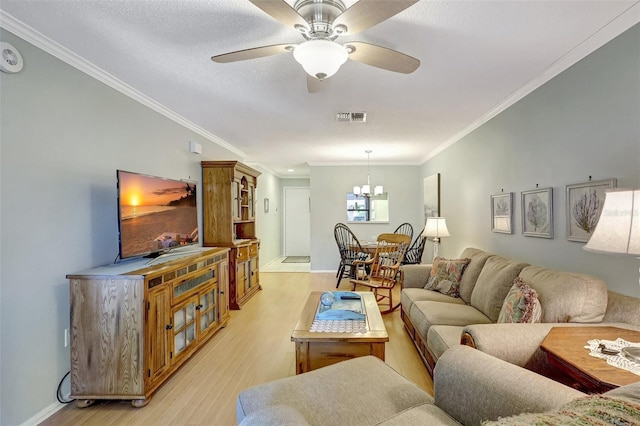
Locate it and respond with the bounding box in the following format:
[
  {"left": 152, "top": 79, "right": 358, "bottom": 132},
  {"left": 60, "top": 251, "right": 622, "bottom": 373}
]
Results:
[
  {"left": 565, "top": 179, "right": 616, "bottom": 242},
  {"left": 491, "top": 192, "right": 513, "bottom": 234},
  {"left": 521, "top": 187, "right": 553, "bottom": 238}
]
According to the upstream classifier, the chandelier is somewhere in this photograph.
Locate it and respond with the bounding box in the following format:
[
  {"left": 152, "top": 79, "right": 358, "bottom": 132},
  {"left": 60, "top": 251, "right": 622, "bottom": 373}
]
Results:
[{"left": 353, "top": 150, "right": 383, "bottom": 197}]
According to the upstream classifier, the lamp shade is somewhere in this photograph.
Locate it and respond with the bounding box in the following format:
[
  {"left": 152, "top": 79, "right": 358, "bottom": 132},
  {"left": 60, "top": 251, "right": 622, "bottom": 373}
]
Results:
[
  {"left": 584, "top": 189, "right": 640, "bottom": 256},
  {"left": 293, "top": 39, "right": 348, "bottom": 80},
  {"left": 374, "top": 185, "right": 384, "bottom": 196},
  {"left": 422, "top": 217, "right": 451, "bottom": 238}
]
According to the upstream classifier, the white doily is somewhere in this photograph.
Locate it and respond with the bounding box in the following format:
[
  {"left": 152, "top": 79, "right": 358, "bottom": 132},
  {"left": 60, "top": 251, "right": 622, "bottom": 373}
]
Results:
[
  {"left": 310, "top": 319, "right": 368, "bottom": 333},
  {"left": 585, "top": 338, "right": 640, "bottom": 376}
]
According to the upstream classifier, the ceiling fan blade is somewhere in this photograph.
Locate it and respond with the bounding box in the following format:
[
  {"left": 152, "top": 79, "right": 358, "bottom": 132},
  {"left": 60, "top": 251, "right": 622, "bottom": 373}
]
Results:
[
  {"left": 249, "top": 0, "right": 310, "bottom": 31},
  {"left": 307, "top": 74, "right": 327, "bottom": 94},
  {"left": 346, "top": 42, "right": 420, "bottom": 74},
  {"left": 333, "top": 0, "right": 419, "bottom": 35},
  {"left": 211, "top": 43, "right": 294, "bottom": 63}
]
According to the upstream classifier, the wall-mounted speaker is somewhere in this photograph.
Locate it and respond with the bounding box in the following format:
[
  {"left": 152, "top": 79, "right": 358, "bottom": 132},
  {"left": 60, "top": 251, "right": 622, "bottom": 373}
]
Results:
[{"left": 0, "top": 42, "right": 24, "bottom": 73}]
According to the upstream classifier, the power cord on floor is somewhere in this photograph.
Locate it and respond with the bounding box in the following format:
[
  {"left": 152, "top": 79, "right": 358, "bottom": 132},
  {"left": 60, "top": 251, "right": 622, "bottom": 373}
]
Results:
[{"left": 57, "top": 371, "right": 74, "bottom": 404}]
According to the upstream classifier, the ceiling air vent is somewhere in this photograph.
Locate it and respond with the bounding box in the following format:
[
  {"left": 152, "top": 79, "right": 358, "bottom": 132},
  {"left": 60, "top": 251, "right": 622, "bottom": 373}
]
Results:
[{"left": 336, "top": 112, "right": 367, "bottom": 123}]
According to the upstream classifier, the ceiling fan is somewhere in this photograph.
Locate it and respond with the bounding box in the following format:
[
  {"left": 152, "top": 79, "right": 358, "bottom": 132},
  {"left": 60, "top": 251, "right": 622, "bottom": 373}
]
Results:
[{"left": 211, "top": 0, "right": 421, "bottom": 92}]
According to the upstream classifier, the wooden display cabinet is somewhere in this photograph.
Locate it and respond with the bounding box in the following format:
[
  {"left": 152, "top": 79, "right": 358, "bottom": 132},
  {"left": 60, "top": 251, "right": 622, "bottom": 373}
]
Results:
[
  {"left": 201, "top": 161, "right": 261, "bottom": 309},
  {"left": 67, "top": 247, "right": 229, "bottom": 407}
]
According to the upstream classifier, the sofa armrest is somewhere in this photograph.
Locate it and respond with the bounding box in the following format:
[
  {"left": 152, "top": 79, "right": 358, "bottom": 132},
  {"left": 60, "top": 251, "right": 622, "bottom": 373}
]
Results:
[
  {"left": 461, "top": 323, "right": 556, "bottom": 368},
  {"left": 401, "top": 264, "right": 432, "bottom": 288},
  {"left": 434, "top": 345, "right": 584, "bottom": 425}
]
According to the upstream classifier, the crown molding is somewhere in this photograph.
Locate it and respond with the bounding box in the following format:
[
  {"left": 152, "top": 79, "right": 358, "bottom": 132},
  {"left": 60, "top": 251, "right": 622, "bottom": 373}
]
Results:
[
  {"left": 421, "top": 2, "right": 640, "bottom": 163},
  {"left": 0, "top": 10, "right": 246, "bottom": 159}
]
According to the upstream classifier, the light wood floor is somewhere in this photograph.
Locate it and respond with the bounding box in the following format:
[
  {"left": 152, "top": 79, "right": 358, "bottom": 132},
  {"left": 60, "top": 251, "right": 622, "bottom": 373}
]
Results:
[{"left": 42, "top": 272, "right": 433, "bottom": 426}]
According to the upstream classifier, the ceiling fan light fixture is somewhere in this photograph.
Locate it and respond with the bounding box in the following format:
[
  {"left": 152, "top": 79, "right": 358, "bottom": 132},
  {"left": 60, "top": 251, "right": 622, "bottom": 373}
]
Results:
[{"left": 293, "top": 39, "right": 348, "bottom": 80}]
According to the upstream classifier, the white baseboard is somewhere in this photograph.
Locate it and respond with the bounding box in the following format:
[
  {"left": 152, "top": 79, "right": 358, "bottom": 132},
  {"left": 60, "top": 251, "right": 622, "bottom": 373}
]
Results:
[{"left": 20, "top": 401, "right": 66, "bottom": 426}]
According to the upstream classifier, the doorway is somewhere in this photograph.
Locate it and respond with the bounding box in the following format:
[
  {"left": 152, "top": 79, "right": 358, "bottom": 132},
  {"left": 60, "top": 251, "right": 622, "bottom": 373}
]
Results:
[{"left": 283, "top": 187, "right": 310, "bottom": 257}]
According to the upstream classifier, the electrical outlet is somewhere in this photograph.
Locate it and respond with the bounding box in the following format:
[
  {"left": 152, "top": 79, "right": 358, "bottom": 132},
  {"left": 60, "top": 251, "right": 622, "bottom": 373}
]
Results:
[{"left": 64, "top": 328, "right": 69, "bottom": 348}]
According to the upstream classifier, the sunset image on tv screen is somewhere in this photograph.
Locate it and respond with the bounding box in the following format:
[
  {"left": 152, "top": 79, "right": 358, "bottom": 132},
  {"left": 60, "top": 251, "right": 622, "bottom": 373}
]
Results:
[{"left": 118, "top": 171, "right": 198, "bottom": 259}]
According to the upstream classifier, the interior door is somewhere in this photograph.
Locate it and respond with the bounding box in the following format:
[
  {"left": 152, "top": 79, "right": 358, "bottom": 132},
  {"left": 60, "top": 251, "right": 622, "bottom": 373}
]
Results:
[{"left": 284, "top": 187, "right": 310, "bottom": 256}]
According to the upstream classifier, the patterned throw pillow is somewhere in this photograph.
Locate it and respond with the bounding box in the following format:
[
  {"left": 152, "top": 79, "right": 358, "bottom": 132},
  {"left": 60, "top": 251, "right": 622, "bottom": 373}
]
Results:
[
  {"left": 424, "top": 257, "right": 471, "bottom": 297},
  {"left": 497, "top": 277, "right": 542, "bottom": 323}
]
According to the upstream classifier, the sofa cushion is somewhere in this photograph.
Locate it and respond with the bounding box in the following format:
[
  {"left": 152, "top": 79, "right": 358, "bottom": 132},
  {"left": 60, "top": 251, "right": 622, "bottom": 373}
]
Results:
[
  {"left": 497, "top": 277, "right": 542, "bottom": 323},
  {"left": 603, "top": 291, "right": 640, "bottom": 325},
  {"left": 427, "top": 325, "right": 465, "bottom": 363},
  {"left": 401, "top": 264, "right": 433, "bottom": 289},
  {"left": 458, "top": 248, "right": 493, "bottom": 303},
  {"left": 470, "top": 256, "right": 529, "bottom": 322},
  {"left": 401, "top": 287, "right": 466, "bottom": 315},
  {"left": 409, "top": 301, "right": 492, "bottom": 340},
  {"left": 518, "top": 266, "right": 608, "bottom": 323},
  {"left": 424, "top": 257, "right": 471, "bottom": 297},
  {"left": 236, "top": 356, "right": 432, "bottom": 426}
]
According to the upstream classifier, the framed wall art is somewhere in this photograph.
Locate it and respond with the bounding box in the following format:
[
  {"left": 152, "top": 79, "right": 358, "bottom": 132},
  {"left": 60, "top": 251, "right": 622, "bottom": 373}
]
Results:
[
  {"left": 491, "top": 192, "right": 513, "bottom": 234},
  {"left": 423, "top": 173, "right": 440, "bottom": 222},
  {"left": 565, "top": 178, "right": 616, "bottom": 242},
  {"left": 521, "top": 187, "right": 553, "bottom": 238}
]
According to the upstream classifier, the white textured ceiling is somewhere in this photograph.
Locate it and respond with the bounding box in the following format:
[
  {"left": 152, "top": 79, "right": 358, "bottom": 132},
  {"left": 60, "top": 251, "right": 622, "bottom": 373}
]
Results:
[{"left": 1, "top": 1, "right": 638, "bottom": 177}]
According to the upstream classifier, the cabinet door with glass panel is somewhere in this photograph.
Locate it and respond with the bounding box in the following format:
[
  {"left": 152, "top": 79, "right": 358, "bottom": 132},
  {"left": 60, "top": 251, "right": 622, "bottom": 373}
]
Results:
[
  {"left": 198, "top": 282, "right": 219, "bottom": 340},
  {"left": 232, "top": 179, "right": 242, "bottom": 221},
  {"left": 171, "top": 295, "right": 198, "bottom": 361}
]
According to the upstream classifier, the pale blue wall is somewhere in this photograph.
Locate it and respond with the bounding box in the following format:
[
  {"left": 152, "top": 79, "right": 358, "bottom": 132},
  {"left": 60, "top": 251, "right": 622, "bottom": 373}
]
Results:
[
  {"left": 0, "top": 29, "right": 280, "bottom": 425},
  {"left": 422, "top": 24, "right": 640, "bottom": 297},
  {"left": 310, "top": 165, "right": 423, "bottom": 271}
]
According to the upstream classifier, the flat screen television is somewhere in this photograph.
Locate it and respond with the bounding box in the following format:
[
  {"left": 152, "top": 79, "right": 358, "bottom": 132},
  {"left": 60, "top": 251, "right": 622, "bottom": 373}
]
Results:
[{"left": 117, "top": 170, "right": 199, "bottom": 260}]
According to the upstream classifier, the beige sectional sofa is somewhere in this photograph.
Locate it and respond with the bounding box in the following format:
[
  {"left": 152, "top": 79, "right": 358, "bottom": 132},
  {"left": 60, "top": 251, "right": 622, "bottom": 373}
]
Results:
[
  {"left": 400, "top": 247, "right": 633, "bottom": 373},
  {"left": 236, "top": 345, "right": 640, "bottom": 425}
]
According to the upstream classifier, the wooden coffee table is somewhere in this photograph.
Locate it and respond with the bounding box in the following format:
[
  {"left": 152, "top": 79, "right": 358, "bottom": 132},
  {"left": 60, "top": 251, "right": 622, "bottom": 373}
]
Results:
[
  {"left": 540, "top": 326, "right": 640, "bottom": 393},
  {"left": 291, "top": 291, "right": 389, "bottom": 374}
]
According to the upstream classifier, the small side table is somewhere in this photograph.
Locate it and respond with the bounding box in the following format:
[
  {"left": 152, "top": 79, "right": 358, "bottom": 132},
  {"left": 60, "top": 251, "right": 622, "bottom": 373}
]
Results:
[{"left": 540, "top": 326, "right": 640, "bottom": 393}]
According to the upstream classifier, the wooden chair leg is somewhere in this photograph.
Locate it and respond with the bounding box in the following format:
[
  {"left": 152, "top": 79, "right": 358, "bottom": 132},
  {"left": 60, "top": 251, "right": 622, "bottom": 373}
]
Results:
[
  {"left": 335, "top": 265, "right": 345, "bottom": 288},
  {"left": 377, "top": 288, "right": 398, "bottom": 315}
]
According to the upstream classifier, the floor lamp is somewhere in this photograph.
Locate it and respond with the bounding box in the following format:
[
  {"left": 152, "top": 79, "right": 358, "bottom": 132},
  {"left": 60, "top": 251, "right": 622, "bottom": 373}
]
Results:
[
  {"left": 584, "top": 188, "right": 639, "bottom": 281},
  {"left": 583, "top": 188, "right": 639, "bottom": 360},
  {"left": 422, "top": 217, "right": 450, "bottom": 260}
]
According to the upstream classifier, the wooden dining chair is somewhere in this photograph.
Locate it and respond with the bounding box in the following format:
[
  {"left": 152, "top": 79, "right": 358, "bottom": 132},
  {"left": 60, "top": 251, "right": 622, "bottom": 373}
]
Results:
[
  {"left": 349, "top": 233, "right": 410, "bottom": 313},
  {"left": 334, "top": 223, "right": 370, "bottom": 288},
  {"left": 402, "top": 235, "right": 427, "bottom": 265},
  {"left": 393, "top": 222, "right": 414, "bottom": 241}
]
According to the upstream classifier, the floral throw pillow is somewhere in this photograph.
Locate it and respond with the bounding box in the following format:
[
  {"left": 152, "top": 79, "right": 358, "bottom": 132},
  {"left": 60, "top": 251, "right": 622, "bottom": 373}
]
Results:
[
  {"left": 497, "top": 277, "right": 543, "bottom": 323},
  {"left": 424, "top": 257, "right": 471, "bottom": 297}
]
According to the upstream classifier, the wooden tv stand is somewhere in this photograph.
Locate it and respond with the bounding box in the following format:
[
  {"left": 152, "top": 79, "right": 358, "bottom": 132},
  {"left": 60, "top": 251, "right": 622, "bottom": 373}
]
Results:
[{"left": 67, "top": 247, "right": 229, "bottom": 407}]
